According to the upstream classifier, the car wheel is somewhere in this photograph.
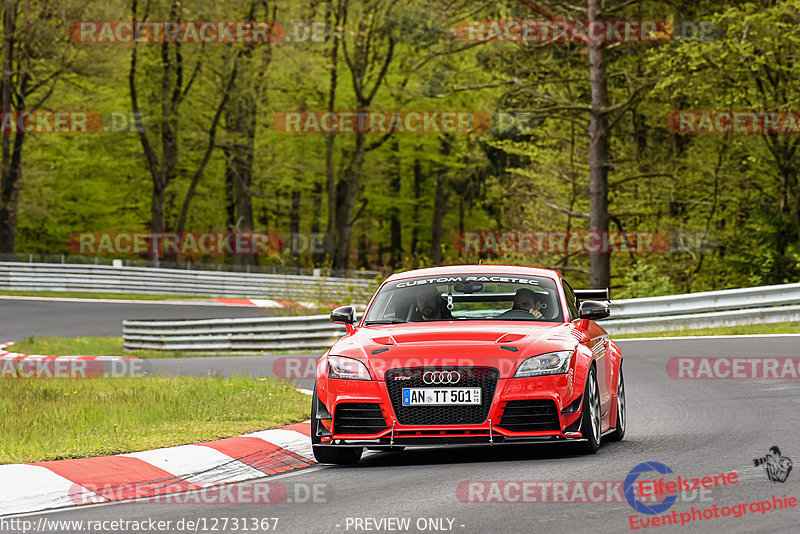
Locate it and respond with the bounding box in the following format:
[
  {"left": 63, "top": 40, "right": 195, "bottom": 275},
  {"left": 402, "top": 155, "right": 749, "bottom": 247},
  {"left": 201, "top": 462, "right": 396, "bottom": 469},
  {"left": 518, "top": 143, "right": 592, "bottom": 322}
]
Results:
[
  {"left": 607, "top": 364, "right": 626, "bottom": 442},
  {"left": 310, "top": 383, "right": 363, "bottom": 464},
  {"left": 577, "top": 366, "right": 601, "bottom": 454}
]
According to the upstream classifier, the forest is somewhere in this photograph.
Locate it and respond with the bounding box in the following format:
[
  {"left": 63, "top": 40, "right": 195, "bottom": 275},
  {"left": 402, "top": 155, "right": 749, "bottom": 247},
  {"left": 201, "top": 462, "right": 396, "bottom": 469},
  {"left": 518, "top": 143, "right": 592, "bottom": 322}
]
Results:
[{"left": 1, "top": 0, "right": 799, "bottom": 297}]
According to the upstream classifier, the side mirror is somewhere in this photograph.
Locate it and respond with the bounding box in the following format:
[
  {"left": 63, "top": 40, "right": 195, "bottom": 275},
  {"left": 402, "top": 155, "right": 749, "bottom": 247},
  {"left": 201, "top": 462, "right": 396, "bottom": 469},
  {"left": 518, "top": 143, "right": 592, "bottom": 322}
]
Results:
[
  {"left": 578, "top": 300, "right": 610, "bottom": 320},
  {"left": 330, "top": 305, "right": 357, "bottom": 325}
]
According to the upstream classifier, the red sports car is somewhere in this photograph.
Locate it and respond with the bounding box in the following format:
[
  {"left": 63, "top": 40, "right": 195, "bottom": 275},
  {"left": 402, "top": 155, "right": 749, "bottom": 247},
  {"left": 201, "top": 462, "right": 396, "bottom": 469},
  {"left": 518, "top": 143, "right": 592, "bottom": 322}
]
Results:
[{"left": 311, "top": 265, "right": 624, "bottom": 464}]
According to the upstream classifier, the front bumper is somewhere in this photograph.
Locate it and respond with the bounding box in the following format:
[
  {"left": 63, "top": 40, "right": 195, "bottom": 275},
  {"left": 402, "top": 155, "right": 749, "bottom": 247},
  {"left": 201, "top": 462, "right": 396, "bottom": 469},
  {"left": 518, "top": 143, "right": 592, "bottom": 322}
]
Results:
[{"left": 317, "top": 373, "right": 583, "bottom": 447}]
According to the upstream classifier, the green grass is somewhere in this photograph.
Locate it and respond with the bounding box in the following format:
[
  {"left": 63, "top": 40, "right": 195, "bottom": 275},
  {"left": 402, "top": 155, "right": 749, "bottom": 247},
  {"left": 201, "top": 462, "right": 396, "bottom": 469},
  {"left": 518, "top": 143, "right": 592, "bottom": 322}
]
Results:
[
  {"left": 7, "top": 336, "right": 276, "bottom": 359},
  {"left": 614, "top": 322, "right": 800, "bottom": 339},
  {"left": 0, "top": 290, "right": 201, "bottom": 300},
  {"left": 0, "top": 374, "right": 309, "bottom": 464}
]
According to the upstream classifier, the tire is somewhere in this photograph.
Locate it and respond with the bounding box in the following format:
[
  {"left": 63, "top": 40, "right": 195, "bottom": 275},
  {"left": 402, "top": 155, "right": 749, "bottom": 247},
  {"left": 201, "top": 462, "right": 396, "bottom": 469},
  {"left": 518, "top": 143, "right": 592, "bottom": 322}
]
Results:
[
  {"left": 577, "top": 366, "right": 602, "bottom": 454},
  {"left": 607, "top": 364, "right": 626, "bottom": 442},
  {"left": 310, "top": 383, "right": 363, "bottom": 464}
]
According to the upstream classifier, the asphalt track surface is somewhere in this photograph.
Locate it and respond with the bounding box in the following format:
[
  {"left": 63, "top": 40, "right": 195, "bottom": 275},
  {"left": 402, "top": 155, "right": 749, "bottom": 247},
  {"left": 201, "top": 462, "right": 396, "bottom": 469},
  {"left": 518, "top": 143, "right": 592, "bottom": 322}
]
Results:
[
  {"left": 0, "top": 297, "right": 263, "bottom": 340},
  {"left": 10, "top": 336, "right": 800, "bottom": 533}
]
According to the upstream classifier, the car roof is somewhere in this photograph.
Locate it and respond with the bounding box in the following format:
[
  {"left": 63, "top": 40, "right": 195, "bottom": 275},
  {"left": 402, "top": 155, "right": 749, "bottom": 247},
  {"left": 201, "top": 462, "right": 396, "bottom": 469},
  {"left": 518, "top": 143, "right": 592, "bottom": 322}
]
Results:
[{"left": 384, "top": 264, "right": 562, "bottom": 282}]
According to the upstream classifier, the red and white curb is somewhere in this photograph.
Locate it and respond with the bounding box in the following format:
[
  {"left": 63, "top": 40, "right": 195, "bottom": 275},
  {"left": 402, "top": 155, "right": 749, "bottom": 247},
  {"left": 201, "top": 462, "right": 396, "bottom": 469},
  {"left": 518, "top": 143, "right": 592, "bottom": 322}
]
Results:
[
  {"left": 0, "top": 342, "right": 136, "bottom": 362},
  {"left": 214, "top": 298, "right": 335, "bottom": 309},
  {"left": 0, "top": 421, "right": 313, "bottom": 516}
]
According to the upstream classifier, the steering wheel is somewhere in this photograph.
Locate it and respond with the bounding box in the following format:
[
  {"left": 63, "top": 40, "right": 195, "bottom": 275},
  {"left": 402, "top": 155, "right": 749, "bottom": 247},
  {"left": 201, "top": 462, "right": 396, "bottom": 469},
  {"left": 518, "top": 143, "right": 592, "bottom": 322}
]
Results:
[{"left": 495, "top": 308, "right": 542, "bottom": 320}]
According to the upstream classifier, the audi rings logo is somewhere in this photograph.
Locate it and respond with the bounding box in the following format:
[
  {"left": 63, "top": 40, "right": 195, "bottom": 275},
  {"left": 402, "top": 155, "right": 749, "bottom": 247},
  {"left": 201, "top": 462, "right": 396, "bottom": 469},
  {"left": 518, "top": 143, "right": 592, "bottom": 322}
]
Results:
[{"left": 422, "top": 371, "right": 461, "bottom": 384}]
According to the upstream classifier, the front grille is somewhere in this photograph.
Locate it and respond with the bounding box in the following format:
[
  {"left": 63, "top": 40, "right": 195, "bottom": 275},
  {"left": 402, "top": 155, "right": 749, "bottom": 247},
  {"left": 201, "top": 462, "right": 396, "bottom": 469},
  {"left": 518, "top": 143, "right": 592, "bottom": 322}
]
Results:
[
  {"left": 385, "top": 367, "right": 499, "bottom": 425},
  {"left": 497, "top": 399, "right": 560, "bottom": 432},
  {"left": 333, "top": 402, "right": 389, "bottom": 435}
]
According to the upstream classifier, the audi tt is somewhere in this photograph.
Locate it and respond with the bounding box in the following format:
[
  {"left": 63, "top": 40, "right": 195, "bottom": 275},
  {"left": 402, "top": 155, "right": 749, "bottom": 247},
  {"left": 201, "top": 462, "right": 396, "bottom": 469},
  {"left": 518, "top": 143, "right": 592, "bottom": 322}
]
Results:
[{"left": 311, "top": 265, "right": 624, "bottom": 464}]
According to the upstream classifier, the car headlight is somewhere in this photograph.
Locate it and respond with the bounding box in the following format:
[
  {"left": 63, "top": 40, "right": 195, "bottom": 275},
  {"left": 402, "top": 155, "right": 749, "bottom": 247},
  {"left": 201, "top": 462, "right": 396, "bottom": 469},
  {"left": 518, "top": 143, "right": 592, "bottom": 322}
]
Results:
[
  {"left": 514, "top": 351, "right": 573, "bottom": 377},
  {"left": 327, "top": 355, "right": 372, "bottom": 380}
]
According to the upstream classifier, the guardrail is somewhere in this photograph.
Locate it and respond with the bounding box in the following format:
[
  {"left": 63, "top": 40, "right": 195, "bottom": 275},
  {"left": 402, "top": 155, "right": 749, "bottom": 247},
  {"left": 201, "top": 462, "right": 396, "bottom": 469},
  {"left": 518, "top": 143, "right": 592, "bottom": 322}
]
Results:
[
  {"left": 600, "top": 305, "right": 800, "bottom": 335},
  {"left": 608, "top": 282, "right": 800, "bottom": 319},
  {"left": 121, "top": 282, "right": 800, "bottom": 353},
  {"left": 123, "top": 316, "right": 347, "bottom": 352},
  {"left": 0, "top": 262, "right": 378, "bottom": 302},
  {"left": 0, "top": 253, "right": 381, "bottom": 278},
  {"left": 601, "top": 281, "right": 800, "bottom": 335}
]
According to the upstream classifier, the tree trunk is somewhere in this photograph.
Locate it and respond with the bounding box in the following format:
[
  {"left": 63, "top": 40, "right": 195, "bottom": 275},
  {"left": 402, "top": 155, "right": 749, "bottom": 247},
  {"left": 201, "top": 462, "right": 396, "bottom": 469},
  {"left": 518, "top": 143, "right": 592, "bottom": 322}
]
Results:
[
  {"left": 223, "top": 90, "right": 256, "bottom": 234},
  {"left": 156, "top": 39, "right": 179, "bottom": 233},
  {"left": 289, "top": 189, "right": 301, "bottom": 255},
  {"left": 150, "top": 180, "right": 166, "bottom": 240},
  {"left": 388, "top": 138, "right": 402, "bottom": 268},
  {"left": 329, "top": 0, "right": 396, "bottom": 270},
  {"left": 411, "top": 157, "right": 422, "bottom": 268},
  {"left": 357, "top": 231, "right": 370, "bottom": 269},
  {"left": 128, "top": 0, "right": 185, "bottom": 262},
  {"left": 311, "top": 181, "right": 325, "bottom": 265},
  {"left": 0, "top": 0, "right": 26, "bottom": 253},
  {"left": 587, "top": 0, "right": 610, "bottom": 288},
  {"left": 430, "top": 136, "right": 452, "bottom": 266},
  {"left": 332, "top": 126, "right": 367, "bottom": 269},
  {"left": 224, "top": 169, "right": 236, "bottom": 230},
  {"left": 0, "top": 0, "right": 15, "bottom": 253},
  {"left": 325, "top": 0, "right": 342, "bottom": 266},
  {"left": 176, "top": 86, "right": 232, "bottom": 235},
  {"left": 222, "top": 84, "right": 257, "bottom": 266},
  {"left": 431, "top": 177, "right": 448, "bottom": 266}
]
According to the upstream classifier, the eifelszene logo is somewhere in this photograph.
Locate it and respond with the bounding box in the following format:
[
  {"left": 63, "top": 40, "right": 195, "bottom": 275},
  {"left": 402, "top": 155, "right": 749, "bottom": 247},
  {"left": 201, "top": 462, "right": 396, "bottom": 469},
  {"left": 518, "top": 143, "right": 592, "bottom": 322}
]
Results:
[{"left": 625, "top": 462, "right": 678, "bottom": 515}]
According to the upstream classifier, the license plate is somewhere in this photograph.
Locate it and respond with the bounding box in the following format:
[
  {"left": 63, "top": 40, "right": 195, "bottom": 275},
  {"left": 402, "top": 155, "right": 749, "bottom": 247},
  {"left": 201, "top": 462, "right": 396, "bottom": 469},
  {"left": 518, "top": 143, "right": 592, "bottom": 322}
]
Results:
[{"left": 402, "top": 388, "right": 481, "bottom": 406}]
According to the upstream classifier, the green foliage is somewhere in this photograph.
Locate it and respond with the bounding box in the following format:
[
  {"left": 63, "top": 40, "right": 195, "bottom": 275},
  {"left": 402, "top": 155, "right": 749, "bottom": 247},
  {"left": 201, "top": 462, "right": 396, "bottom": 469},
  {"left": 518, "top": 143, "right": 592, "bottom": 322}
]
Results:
[
  {"left": 4, "top": 0, "right": 800, "bottom": 293},
  {"left": 614, "top": 263, "right": 675, "bottom": 299}
]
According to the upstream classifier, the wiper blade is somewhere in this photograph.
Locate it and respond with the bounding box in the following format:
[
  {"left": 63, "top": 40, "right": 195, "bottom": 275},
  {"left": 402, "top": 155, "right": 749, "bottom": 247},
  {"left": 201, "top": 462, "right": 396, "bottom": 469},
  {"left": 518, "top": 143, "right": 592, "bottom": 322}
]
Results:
[{"left": 364, "top": 319, "right": 407, "bottom": 325}]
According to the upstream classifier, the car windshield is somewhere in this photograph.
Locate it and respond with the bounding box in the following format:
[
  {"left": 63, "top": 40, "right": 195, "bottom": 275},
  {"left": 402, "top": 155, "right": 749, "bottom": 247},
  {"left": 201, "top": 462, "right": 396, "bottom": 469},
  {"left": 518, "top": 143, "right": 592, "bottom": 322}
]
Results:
[{"left": 363, "top": 274, "right": 564, "bottom": 324}]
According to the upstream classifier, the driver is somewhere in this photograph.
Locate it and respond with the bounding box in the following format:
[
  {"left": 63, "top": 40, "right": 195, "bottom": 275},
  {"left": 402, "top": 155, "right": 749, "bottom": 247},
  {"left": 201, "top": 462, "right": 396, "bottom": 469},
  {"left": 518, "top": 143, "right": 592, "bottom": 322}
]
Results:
[
  {"left": 511, "top": 288, "right": 545, "bottom": 319},
  {"left": 415, "top": 286, "right": 453, "bottom": 321}
]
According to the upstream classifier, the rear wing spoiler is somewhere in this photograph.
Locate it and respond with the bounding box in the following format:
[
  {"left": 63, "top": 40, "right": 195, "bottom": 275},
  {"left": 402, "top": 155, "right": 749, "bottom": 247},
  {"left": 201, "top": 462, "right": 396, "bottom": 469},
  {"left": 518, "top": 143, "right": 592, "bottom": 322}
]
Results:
[{"left": 574, "top": 288, "right": 610, "bottom": 301}]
